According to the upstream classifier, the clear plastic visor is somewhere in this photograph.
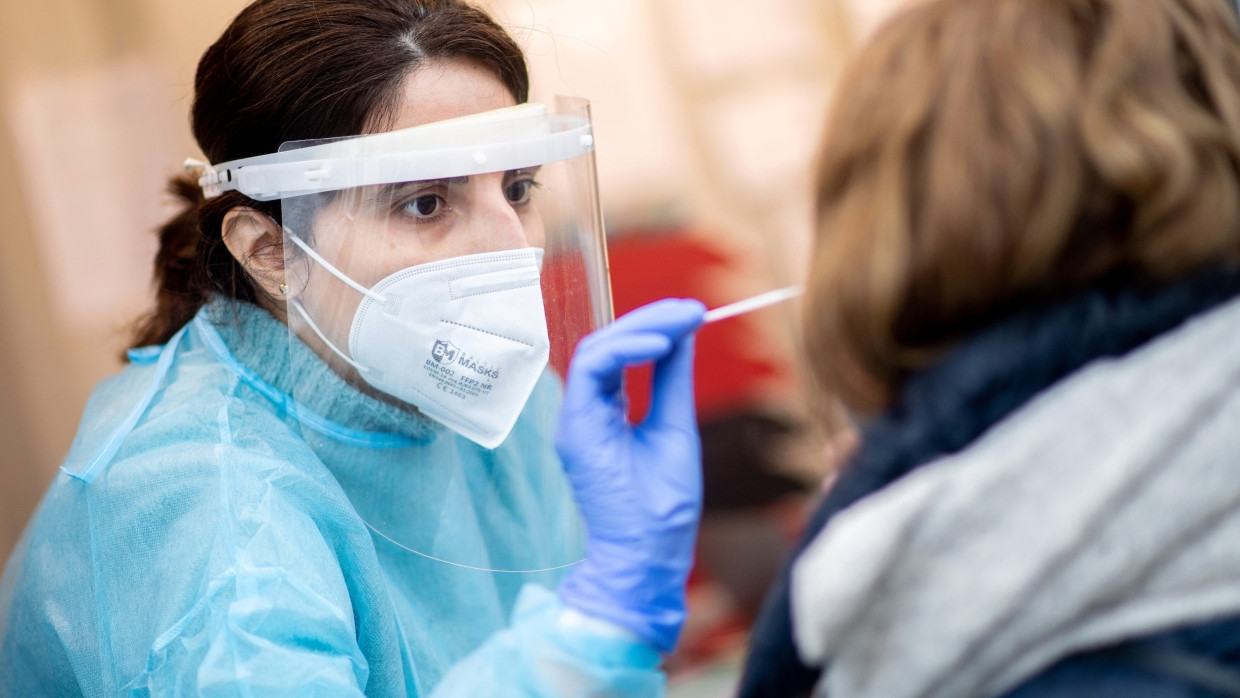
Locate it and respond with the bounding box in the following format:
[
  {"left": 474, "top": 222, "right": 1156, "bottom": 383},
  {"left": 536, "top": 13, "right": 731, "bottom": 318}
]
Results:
[{"left": 273, "top": 98, "right": 608, "bottom": 573}]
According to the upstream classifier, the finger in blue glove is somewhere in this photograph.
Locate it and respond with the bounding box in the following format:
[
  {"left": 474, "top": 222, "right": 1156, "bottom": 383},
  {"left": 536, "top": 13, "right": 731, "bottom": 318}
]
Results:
[{"left": 555, "top": 298, "right": 707, "bottom": 654}]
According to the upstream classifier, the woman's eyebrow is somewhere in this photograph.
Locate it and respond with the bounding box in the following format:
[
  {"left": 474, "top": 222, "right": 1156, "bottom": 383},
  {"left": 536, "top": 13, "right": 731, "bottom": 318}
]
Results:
[{"left": 374, "top": 177, "right": 470, "bottom": 199}]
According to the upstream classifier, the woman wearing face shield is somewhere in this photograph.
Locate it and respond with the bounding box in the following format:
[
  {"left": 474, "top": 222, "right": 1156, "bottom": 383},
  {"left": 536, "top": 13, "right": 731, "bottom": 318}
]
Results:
[{"left": 0, "top": 0, "right": 706, "bottom": 695}]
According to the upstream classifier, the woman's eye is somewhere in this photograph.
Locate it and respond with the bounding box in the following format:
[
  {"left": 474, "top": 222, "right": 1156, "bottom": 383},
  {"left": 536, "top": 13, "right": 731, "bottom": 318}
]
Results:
[
  {"left": 404, "top": 194, "right": 444, "bottom": 218},
  {"left": 504, "top": 179, "right": 535, "bottom": 206}
]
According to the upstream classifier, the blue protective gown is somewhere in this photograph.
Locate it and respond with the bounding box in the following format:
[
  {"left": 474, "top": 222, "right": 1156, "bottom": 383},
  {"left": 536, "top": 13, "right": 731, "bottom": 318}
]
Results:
[{"left": 0, "top": 299, "right": 662, "bottom": 696}]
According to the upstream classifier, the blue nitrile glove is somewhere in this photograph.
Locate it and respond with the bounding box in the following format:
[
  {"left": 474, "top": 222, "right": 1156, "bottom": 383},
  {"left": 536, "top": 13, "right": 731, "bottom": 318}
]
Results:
[{"left": 555, "top": 298, "right": 707, "bottom": 655}]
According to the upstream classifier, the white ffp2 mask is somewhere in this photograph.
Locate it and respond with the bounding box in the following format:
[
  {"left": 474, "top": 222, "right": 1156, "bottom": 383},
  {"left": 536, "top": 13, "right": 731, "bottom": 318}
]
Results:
[{"left": 289, "top": 238, "right": 551, "bottom": 449}]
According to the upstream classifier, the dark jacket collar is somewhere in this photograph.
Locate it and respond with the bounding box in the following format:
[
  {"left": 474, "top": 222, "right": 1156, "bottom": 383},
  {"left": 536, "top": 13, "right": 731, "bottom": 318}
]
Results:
[{"left": 739, "top": 266, "right": 1240, "bottom": 698}]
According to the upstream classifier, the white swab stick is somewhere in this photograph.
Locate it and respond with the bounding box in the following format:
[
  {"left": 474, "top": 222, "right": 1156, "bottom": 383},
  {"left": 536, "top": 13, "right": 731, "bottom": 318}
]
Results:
[{"left": 703, "top": 286, "right": 803, "bottom": 324}]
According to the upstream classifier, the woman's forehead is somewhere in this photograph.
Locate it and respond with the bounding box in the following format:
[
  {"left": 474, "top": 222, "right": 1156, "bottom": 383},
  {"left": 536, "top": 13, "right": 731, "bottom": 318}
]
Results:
[{"left": 383, "top": 59, "right": 518, "bottom": 133}]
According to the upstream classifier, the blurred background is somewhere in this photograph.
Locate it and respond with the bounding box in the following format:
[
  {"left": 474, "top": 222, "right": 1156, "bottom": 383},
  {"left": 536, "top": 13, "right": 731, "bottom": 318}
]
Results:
[{"left": 0, "top": 0, "right": 913, "bottom": 693}]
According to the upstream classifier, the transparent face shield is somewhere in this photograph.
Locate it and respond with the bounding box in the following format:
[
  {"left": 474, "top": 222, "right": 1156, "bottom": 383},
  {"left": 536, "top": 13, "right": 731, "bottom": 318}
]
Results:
[{"left": 209, "top": 98, "right": 609, "bottom": 573}]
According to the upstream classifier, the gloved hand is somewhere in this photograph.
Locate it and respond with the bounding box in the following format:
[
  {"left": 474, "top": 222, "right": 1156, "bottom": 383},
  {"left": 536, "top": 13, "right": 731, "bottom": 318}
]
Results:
[{"left": 555, "top": 298, "right": 707, "bottom": 654}]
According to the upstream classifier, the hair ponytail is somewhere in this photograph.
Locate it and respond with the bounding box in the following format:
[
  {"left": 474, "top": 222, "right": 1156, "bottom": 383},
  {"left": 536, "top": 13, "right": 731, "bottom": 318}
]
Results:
[
  {"left": 129, "top": 173, "right": 212, "bottom": 350},
  {"left": 128, "top": 174, "right": 278, "bottom": 352}
]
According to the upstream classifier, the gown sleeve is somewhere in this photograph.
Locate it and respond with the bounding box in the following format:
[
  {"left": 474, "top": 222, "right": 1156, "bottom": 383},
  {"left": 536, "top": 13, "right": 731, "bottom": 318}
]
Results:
[
  {"left": 136, "top": 477, "right": 371, "bottom": 697},
  {"left": 432, "top": 584, "right": 666, "bottom": 697}
]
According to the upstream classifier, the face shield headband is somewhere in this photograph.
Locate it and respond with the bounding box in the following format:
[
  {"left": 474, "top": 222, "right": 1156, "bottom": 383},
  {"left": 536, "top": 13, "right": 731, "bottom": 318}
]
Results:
[{"left": 193, "top": 102, "right": 594, "bottom": 201}]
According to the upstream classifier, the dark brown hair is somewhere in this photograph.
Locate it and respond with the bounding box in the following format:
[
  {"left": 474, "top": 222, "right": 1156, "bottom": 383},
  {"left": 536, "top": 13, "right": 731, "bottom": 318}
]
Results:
[
  {"left": 804, "top": 0, "right": 1240, "bottom": 414},
  {"left": 130, "top": 0, "right": 528, "bottom": 349}
]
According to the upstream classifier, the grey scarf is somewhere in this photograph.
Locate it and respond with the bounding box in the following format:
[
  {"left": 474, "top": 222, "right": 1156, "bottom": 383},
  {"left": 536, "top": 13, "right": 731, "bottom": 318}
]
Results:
[{"left": 793, "top": 295, "right": 1240, "bottom": 698}]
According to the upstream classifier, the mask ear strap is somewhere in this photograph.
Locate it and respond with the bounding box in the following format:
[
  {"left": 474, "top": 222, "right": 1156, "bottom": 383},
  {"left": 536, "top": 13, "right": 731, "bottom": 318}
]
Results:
[
  {"left": 283, "top": 228, "right": 387, "bottom": 303},
  {"left": 288, "top": 299, "right": 370, "bottom": 375}
]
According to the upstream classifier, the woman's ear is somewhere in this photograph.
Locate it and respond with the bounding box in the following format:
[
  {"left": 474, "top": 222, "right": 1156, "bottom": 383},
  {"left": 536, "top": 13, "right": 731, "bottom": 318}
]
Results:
[{"left": 221, "top": 207, "right": 291, "bottom": 299}]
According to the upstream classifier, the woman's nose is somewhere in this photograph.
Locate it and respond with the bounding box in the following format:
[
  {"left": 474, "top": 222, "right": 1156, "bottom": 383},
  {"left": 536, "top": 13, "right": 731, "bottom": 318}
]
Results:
[{"left": 467, "top": 176, "right": 530, "bottom": 252}]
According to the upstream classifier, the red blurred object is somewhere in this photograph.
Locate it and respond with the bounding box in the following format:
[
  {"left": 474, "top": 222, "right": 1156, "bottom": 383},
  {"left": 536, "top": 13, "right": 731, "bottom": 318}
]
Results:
[
  {"left": 605, "top": 230, "right": 791, "bottom": 422},
  {"left": 605, "top": 230, "right": 810, "bottom": 670},
  {"left": 539, "top": 248, "right": 591, "bottom": 379}
]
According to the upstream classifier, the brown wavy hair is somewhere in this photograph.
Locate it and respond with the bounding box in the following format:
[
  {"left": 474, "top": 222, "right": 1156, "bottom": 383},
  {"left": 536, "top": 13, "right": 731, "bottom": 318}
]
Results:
[
  {"left": 804, "top": 0, "right": 1240, "bottom": 415},
  {"left": 129, "top": 0, "right": 528, "bottom": 350}
]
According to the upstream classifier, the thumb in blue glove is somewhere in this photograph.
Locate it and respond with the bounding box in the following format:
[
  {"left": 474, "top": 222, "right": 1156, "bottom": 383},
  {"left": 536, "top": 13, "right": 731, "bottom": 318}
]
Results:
[{"left": 555, "top": 298, "right": 707, "bottom": 654}]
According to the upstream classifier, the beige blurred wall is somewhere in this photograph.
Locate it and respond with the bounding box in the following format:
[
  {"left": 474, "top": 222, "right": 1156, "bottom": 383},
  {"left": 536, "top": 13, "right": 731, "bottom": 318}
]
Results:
[
  {"left": 0, "top": 0, "right": 249, "bottom": 566},
  {"left": 0, "top": 0, "right": 906, "bottom": 568}
]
